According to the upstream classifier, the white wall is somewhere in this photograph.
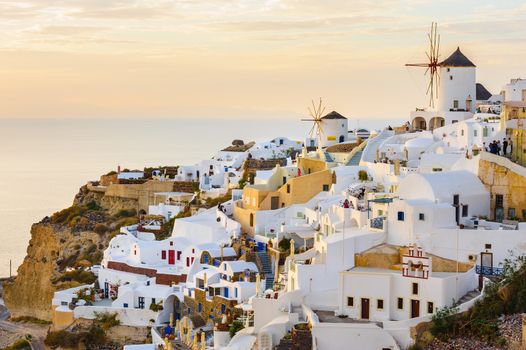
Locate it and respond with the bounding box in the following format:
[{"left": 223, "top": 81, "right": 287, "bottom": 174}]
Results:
[{"left": 74, "top": 305, "right": 157, "bottom": 327}]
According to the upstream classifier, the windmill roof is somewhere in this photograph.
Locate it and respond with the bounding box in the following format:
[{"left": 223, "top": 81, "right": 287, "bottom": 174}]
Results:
[
  {"left": 322, "top": 111, "right": 347, "bottom": 120},
  {"left": 476, "top": 83, "right": 492, "bottom": 101},
  {"left": 439, "top": 47, "right": 476, "bottom": 67}
]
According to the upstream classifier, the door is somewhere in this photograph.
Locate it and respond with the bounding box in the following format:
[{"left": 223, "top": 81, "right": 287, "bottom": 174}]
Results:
[
  {"left": 495, "top": 207, "right": 504, "bottom": 223},
  {"left": 270, "top": 196, "right": 279, "bottom": 210},
  {"left": 361, "top": 298, "right": 370, "bottom": 319},
  {"left": 453, "top": 194, "right": 460, "bottom": 225},
  {"left": 224, "top": 287, "right": 229, "bottom": 298},
  {"left": 411, "top": 299, "right": 420, "bottom": 318},
  {"left": 168, "top": 250, "right": 175, "bottom": 265}
]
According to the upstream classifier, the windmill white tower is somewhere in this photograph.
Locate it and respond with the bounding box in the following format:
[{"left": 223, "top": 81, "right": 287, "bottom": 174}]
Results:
[
  {"left": 302, "top": 99, "right": 348, "bottom": 149},
  {"left": 407, "top": 22, "right": 476, "bottom": 131}
]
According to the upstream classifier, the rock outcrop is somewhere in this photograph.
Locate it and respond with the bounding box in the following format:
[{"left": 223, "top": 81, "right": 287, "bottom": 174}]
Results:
[{"left": 3, "top": 185, "right": 139, "bottom": 321}]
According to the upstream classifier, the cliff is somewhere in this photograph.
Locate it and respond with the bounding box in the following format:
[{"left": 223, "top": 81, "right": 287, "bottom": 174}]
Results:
[{"left": 3, "top": 185, "right": 139, "bottom": 321}]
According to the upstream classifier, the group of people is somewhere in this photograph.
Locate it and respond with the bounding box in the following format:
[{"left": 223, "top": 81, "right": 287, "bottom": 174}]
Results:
[{"left": 483, "top": 138, "right": 513, "bottom": 156}]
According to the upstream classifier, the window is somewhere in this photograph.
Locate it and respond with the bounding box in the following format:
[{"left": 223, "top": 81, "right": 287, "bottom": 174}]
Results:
[
  {"left": 474, "top": 129, "right": 478, "bottom": 137},
  {"left": 483, "top": 127, "right": 488, "bottom": 137},
  {"left": 509, "top": 208, "right": 516, "bottom": 219},
  {"left": 377, "top": 299, "right": 384, "bottom": 310},
  {"left": 450, "top": 75, "right": 453, "bottom": 81},
  {"left": 221, "top": 304, "right": 226, "bottom": 314},
  {"left": 198, "top": 303, "right": 202, "bottom": 312},
  {"left": 412, "top": 283, "right": 419, "bottom": 295},
  {"left": 397, "top": 298, "right": 404, "bottom": 310},
  {"left": 485, "top": 243, "right": 492, "bottom": 250},
  {"left": 447, "top": 68, "right": 450, "bottom": 72},
  {"left": 347, "top": 297, "right": 354, "bottom": 307},
  {"left": 161, "top": 250, "right": 166, "bottom": 259},
  {"left": 454, "top": 100, "right": 459, "bottom": 108},
  {"left": 432, "top": 167, "right": 442, "bottom": 172},
  {"left": 323, "top": 184, "right": 329, "bottom": 191},
  {"left": 378, "top": 209, "right": 384, "bottom": 216},
  {"left": 187, "top": 307, "right": 191, "bottom": 315},
  {"left": 427, "top": 302, "right": 434, "bottom": 314},
  {"left": 419, "top": 213, "right": 425, "bottom": 221},
  {"left": 286, "top": 184, "right": 291, "bottom": 193},
  {"left": 462, "top": 205, "right": 468, "bottom": 217},
  {"left": 397, "top": 211, "right": 405, "bottom": 221},
  {"left": 461, "top": 129, "right": 464, "bottom": 136},
  {"left": 495, "top": 194, "right": 504, "bottom": 207},
  {"left": 249, "top": 213, "right": 254, "bottom": 227},
  {"left": 152, "top": 298, "right": 156, "bottom": 305},
  {"left": 123, "top": 303, "right": 128, "bottom": 308}
]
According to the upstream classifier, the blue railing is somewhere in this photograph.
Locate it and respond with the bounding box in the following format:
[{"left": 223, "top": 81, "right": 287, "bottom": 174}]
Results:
[{"left": 476, "top": 265, "right": 504, "bottom": 276}]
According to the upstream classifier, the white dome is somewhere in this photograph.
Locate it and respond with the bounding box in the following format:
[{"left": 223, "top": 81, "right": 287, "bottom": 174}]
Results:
[{"left": 404, "top": 137, "right": 434, "bottom": 149}]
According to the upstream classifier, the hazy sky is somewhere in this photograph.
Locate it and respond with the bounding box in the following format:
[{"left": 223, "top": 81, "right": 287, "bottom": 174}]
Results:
[{"left": 1, "top": 0, "right": 526, "bottom": 120}]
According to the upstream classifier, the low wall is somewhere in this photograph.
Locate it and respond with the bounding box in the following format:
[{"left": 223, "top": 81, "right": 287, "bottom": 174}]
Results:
[
  {"left": 311, "top": 322, "right": 400, "bottom": 350},
  {"left": 107, "top": 261, "right": 186, "bottom": 286},
  {"left": 74, "top": 305, "right": 157, "bottom": 327}
]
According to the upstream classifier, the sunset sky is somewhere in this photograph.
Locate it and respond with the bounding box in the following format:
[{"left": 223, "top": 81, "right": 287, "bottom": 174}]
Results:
[{"left": 1, "top": 0, "right": 526, "bottom": 120}]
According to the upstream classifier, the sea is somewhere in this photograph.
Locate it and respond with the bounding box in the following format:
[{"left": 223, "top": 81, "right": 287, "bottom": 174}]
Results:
[{"left": 0, "top": 117, "right": 404, "bottom": 278}]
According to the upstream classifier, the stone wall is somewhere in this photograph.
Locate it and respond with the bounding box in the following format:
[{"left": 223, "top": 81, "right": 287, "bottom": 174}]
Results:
[{"left": 478, "top": 154, "right": 526, "bottom": 221}]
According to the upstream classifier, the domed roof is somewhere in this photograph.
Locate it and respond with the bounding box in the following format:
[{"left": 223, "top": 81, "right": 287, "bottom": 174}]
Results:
[
  {"left": 404, "top": 136, "right": 434, "bottom": 149},
  {"left": 321, "top": 111, "right": 347, "bottom": 120},
  {"left": 439, "top": 47, "right": 476, "bottom": 67}
]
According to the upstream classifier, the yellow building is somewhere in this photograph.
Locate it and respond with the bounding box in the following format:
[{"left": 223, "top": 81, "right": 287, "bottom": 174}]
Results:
[
  {"left": 478, "top": 152, "right": 526, "bottom": 221},
  {"left": 501, "top": 101, "right": 526, "bottom": 166},
  {"left": 234, "top": 160, "right": 334, "bottom": 236}
]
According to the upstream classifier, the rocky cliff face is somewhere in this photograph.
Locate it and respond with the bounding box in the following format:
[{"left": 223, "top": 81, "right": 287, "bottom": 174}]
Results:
[{"left": 3, "top": 185, "right": 138, "bottom": 321}]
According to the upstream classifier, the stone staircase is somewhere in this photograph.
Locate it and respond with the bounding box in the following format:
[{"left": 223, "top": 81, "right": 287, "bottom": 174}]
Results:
[
  {"left": 257, "top": 251, "right": 274, "bottom": 290},
  {"left": 456, "top": 290, "right": 480, "bottom": 305},
  {"left": 360, "top": 129, "right": 394, "bottom": 163},
  {"left": 347, "top": 150, "right": 363, "bottom": 165}
]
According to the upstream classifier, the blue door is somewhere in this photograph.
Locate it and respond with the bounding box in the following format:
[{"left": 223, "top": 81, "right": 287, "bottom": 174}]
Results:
[
  {"left": 224, "top": 287, "right": 229, "bottom": 298},
  {"left": 257, "top": 242, "right": 266, "bottom": 251}
]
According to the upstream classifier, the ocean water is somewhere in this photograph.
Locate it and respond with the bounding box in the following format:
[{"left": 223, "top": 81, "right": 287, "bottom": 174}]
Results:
[{"left": 0, "top": 117, "right": 403, "bottom": 278}]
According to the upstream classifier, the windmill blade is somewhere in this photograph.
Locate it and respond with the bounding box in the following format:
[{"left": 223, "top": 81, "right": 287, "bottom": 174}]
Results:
[
  {"left": 301, "top": 118, "right": 315, "bottom": 121},
  {"left": 308, "top": 124, "right": 316, "bottom": 138}
]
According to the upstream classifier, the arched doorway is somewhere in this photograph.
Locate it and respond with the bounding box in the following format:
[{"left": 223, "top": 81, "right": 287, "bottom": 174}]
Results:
[
  {"left": 412, "top": 117, "right": 427, "bottom": 131},
  {"left": 429, "top": 117, "right": 445, "bottom": 131},
  {"left": 158, "top": 294, "right": 182, "bottom": 324}
]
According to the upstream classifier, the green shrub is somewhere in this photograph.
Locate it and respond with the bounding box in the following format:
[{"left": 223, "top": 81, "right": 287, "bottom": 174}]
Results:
[
  {"left": 94, "top": 312, "right": 120, "bottom": 331},
  {"left": 44, "top": 330, "right": 82, "bottom": 347},
  {"left": 229, "top": 320, "right": 244, "bottom": 338},
  {"left": 278, "top": 238, "right": 291, "bottom": 252},
  {"left": 113, "top": 208, "right": 137, "bottom": 219},
  {"left": 149, "top": 301, "right": 164, "bottom": 312},
  {"left": 94, "top": 223, "right": 109, "bottom": 235},
  {"left": 3, "top": 338, "right": 31, "bottom": 350},
  {"left": 53, "top": 269, "right": 96, "bottom": 285},
  {"left": 358, "top": 170, "right": 368, "bottom": 181},
  {"left": 430, "top": 305, "right": 459, "bottom": 341}
]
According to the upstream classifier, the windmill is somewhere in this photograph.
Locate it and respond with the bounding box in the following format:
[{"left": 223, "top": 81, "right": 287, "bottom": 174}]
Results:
[
  {"left": 301, "top": 98, "right": 326, "bottom": 150},
  {"left": 406, "top": 22, "right": 441, "bottom": 108}
]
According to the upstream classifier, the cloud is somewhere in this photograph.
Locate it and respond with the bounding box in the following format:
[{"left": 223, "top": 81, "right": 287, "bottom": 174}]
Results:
[{"left": 35, "top": 25, "right": 110, "bottom": 36}]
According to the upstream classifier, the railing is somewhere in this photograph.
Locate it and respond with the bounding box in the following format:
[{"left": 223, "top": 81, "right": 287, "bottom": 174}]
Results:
[
  {"left": 369, "top": 217, "right": 384, "bottom": 230},
  {"left": 476, "top": 265, "right": 504, "bottom": 276}
]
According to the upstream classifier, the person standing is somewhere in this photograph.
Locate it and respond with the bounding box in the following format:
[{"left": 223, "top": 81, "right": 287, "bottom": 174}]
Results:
[{"left": 503, "top": 138, "right": 509, "bottom": 156}]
